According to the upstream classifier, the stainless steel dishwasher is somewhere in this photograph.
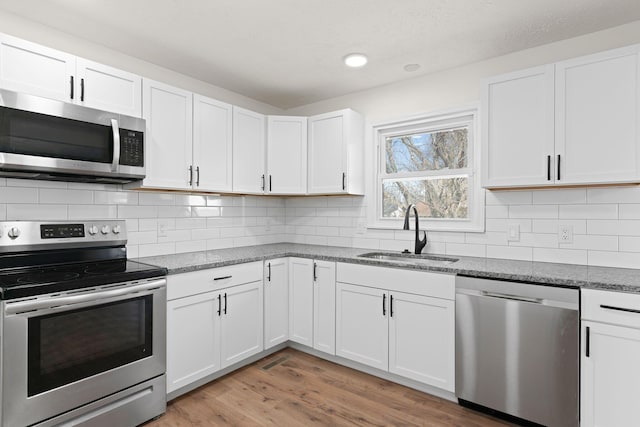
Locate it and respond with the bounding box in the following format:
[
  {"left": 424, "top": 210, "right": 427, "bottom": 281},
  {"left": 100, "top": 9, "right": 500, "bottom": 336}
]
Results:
[{"left": 455, "top": 276, "right": 579, "bottom": 427}]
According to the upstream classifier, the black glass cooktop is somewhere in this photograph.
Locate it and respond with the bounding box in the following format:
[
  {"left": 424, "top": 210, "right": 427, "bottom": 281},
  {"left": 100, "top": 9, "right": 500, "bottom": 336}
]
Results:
[{"left": 0, "top": 259, "right": 167, "bottom": 300}]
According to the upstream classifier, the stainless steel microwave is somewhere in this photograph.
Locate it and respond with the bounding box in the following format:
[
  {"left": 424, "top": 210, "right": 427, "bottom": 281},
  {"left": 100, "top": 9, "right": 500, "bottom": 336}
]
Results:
[{"left": 0, "top": 89, "right": 145, "bottom": 183}]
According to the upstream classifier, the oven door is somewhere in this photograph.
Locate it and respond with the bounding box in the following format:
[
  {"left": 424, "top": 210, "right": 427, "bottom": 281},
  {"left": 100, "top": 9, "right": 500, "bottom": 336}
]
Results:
[{"left": 1, "top": 278, "right": 166, "bottom": 427}]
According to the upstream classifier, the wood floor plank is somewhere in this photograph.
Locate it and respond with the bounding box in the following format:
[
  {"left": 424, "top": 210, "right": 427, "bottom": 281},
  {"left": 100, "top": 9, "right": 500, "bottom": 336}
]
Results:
[{"left": 145, "top": 348, "right": 514, "bottom": 427}]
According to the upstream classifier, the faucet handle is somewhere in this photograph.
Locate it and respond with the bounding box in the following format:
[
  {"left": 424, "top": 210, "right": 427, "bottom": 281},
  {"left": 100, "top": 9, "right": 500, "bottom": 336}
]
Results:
[{"left": 415, "top": 230, "right": 428, "bottom": 254}]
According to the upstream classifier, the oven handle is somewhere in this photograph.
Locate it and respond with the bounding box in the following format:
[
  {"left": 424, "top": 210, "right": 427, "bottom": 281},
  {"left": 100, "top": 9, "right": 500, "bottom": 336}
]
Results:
[
  {"left": 5, "top": 279, "right": 166, "bottom": 315},
  {"left": 111, "top": 118, "right": 121, "bottom": 172}
]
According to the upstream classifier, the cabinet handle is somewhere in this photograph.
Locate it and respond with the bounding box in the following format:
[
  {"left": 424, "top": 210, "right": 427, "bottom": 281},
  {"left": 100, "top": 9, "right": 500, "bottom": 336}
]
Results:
[
  {"left": 188, "top": 165, "right": 193, "bottom": 186},
  {"left": 382, "top": 293, "right": 386, "bottom": 316},
  {"left": 70, "top": 76, "right": 74, "bottom": 100},
  {"left": 547, "top": 155, "right": 551, "bottom": 181},
  {"left": 267, "top": 262, "right": 271, "bottom": 282},
  {"left": 342, "top": 172, "right": 346, "bottom": 190},
  {"left": 557, "top": 154, "right": 561, "bottom": 181},
  {"left": 390, "top": 295, "right": 394, "bottom": 317},
  {"left": 217, "top": 294, "right": 221, "bottom": 316},
  {"left": 600, "top": 304, "right": 640, "bottom": 314},
  {"left": 80, "top": 78, "right": 85, "bottom": 102},
  {"left": 224, "top": 292, "right": 227, "bottom": 314},
  {"left": 269, "top": 175, "right": 272, "bottom": 192},
  {"left": 585, "top": 326, "right": 590, "bottom": 358},
  {"left": 214, "top": 275, "right": 232, "bottom": 281},
  {"left": 196, "top": 166, "right": 200, "bottom": 187},
  {"left": 313, "top": 262, "right": 317, "bottom": 282}
]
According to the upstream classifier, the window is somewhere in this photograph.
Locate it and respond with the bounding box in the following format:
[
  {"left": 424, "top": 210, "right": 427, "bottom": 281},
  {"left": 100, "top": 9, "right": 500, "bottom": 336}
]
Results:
[{"left": 368, "top": 108, "right": 484, "bottom": 232}]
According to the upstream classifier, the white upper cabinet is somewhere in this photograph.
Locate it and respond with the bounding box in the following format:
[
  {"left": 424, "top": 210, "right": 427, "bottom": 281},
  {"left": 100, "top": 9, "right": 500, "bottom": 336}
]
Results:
[
  {"left": 482, "top": 44, "right": 640, "bottom": 188},
  {"left": 139, "top": 79, "right": 193, "bottom": 190},
  {"left": 308, "top": 109, "right": 364, "bottom": 195},
  {"left": 266, "top": 116, "right": 308, "bottom": 194},
  {"left": 482, "top": 65, "right": 555, "bottom": 188},
  {"left": 233, "top": 106, "right": 266, "bottom": 194},
  {"left": 555, "top": 45, "right": 640, "bottom": 185},
  {"left": 0, "top": 33, "right": 142, "bottom": 117},
  {"left": 193, "top": 95, "right": 233, "bottom": 192}
]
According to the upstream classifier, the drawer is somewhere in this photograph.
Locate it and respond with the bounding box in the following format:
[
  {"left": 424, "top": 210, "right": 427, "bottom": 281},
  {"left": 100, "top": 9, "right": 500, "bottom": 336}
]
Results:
[
  {"left": 336, "top": 262, "right": 454, "bottom": 300},
  {"left": 582, "top": 288, "right": 640, "bottom": 328},
  {"left": 167, "top": 261, "right": 263, "bottom": 300}
]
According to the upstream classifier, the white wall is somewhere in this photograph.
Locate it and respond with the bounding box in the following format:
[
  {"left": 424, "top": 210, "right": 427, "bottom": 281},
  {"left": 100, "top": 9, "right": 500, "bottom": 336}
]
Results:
[{"left": 283, "top": 20, "right": 640, "bottom": 269}]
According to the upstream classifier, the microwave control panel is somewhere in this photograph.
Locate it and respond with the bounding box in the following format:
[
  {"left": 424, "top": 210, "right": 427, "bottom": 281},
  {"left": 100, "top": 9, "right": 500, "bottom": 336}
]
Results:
[{"left": 119, "top": 129, "right": 144, "bottom": 167}]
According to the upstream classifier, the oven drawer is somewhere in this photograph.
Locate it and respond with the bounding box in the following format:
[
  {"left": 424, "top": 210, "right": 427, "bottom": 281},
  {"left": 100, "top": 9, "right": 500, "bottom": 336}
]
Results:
[
  {"left": 167, "top": 261, "right": 263, "bottom": 300},
  {"left": 582, "top": 288, "right": 640, "bottom": 328}
]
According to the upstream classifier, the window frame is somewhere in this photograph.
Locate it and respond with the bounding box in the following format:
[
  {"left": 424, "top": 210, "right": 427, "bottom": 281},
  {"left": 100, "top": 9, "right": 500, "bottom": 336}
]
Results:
[{"left": 366, "top": 106, "right": 485, "bottom": 232}]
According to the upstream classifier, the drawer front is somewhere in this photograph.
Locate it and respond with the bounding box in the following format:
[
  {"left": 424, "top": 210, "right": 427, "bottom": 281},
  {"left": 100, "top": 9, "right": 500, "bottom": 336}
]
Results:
[
  {"left": 167, "top": 262, "right": 263, "bottom": 300},
  {"left": 582, "top": 288, "right": 640, "bottom": 328},
  {"left": 336, "top": 263, "right": 454, "bottom": 300}
]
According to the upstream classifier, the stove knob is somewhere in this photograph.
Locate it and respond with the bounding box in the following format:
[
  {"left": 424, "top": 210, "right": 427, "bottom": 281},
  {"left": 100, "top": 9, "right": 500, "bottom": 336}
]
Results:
[
  {"left": 112, "top": 225, "right": 121, "bottom": 234},
  {"left": 101, "top": 225, "right": 110, "bottom": 235},
  {"left": 7, "top": 227, "right": 20, "bottom": 239},
  {"left": 88, "top": 225, "right": 98, "bottom": 235}
]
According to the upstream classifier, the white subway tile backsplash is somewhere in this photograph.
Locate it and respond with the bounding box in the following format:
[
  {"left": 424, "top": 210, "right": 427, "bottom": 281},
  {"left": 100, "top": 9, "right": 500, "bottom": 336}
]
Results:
[
  {"left": 68, "top": 205, "right": 117, "bottom": 220},
  {"left": 118, "top": 205, "right": 158, "bottom": 219},
  {"left": 533, "top": 189, "right": 586, "bottom": 205},
  {"left": 445, "top": 243, "right": 486, "bottom": 257},
  {"left": 176, "top": 240, "right": 207, "bottom": 253},
  {"left": 0, "top": 187, "right": 39, "bottom": 203},
  {"left": 533, "top": 248, "right": 587, "bottom": 265},
  {"left": 532, "top": 219, "right": 587, "bottom": 234},
  {"left": 588, "top": 251, "right": 640, "bottom": 269},
  {"left": 39, "top": 189, "right": 93, "bottom": 204},
  {"left": 560, "top": 235, "right": 618, "bottom": 251},
  {"left": 138, "top": 243, "right": 175, "bottom": 257},
  {"left": 559, "top": 204, "right": 618, "bottom": 219},
  {"left": 510, "top": 205, "right": 558, "bottom": 219},
  {"left": 587, "top": 187, "right": 640, "bottom": 204},
  {"left": 139, "top": 192, "right": 175, "bottom": 206},
  {"left": 619, "top": 204, "right": 640, "bottom": 219},
  {"left": 94, "top": 191, "right": 138, "bottom": 205},
  {"left": 487, "top": 245, "right": 533, "bottom": 261},
  {"left": 620, "top": 236, "right": 640, "bottom": 252},
  {"left": 485, "top": 191, "right": 532, "bottom": 205},
  {"left": 7, "top": 204, "right": 67, "bottom": 220}
]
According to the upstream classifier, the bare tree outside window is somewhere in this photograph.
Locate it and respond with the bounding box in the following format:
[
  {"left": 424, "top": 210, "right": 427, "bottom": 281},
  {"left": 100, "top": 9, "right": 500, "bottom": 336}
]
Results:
[{"left": 383, "top": 128, "right": 469, "bottom": 219}]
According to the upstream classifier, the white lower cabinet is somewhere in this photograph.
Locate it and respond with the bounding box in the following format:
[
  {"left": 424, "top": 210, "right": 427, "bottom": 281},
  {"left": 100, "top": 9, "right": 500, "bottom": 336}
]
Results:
[
  {"left": 264, "top": 258, "right": 289, "bottom": 349},
  {"left": 166, "top": 262, "right": 263, "bottom": 394},
  {"left": 336, "top": 263, "right": 455, "bottom": 392},
  {"left": 288, "top": 258, "right": 336, "bottom": 355},
  {"left": 581, "top": 289, "right": 640, "bottom": 427}
]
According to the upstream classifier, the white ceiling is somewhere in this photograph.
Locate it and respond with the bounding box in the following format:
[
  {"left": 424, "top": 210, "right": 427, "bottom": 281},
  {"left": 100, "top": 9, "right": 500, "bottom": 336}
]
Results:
[{"left": 1, "top": 0, "right": 639, "bottom": 109}]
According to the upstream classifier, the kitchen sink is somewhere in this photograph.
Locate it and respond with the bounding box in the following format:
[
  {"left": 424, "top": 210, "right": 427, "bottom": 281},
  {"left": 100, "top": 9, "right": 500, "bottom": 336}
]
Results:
[{"left": 357, "top": 252, "right": 459, "bottom": 265}]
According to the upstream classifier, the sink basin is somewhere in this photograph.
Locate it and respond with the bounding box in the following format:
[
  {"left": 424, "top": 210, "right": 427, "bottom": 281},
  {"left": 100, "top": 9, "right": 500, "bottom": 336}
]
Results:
[{"left": 357, "top": 252, "right": 459, "bottom": 265}]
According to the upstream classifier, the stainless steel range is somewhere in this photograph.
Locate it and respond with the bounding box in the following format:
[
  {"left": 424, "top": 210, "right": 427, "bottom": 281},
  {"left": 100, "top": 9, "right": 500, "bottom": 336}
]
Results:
[{"left": 0, "top": 220, "right": 167, "bottom": 427}]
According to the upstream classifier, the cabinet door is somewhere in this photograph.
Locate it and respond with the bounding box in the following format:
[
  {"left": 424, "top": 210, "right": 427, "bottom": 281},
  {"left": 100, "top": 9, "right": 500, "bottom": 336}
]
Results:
[
  {"left": 266, "top": 116, "right": 307, "bottom": 194},
  {"left": 308, "top": 111, "right": 347, "bottom": 194},
  {"left": 75, "top": 58, "right": 142, "bottom": 117},
  {"left": 581, "top": 321, "right": 640, "bottom": 427},
  {"left": 220, "top": 281, "right": 264, "bottom": 368},
  {"left": 335, "top": 282, "right": 388, "bottom": 371},
  {"left": 481, "top": 65, "right": 555, "bottom": 187},
  {"left": 264, "top": 258, "right": 288, "bottom": 349},
  {"left": 388, "top": 292, "right": 454, "bottom": 391},
  {"left": 141, "top": 79, "right": 193, "bottom": 190},
  {"left": 233, "top": 106, "right": 266, "bottom": 194},
  {"left": 556, "top": 45, "right": 640, "bottom": 184},
  {"left": 0, "top": 34, "right": 75, "bottom": 103},
  {"left": 289, "top": 257, "right": 314, "bottom": 346},
  {"left": 313, "top": 260, "right": 336, "bottom": 355},
  {"left": 193, "top": 95, "right": 233, "bottom": 192},
  {"left": 166, "top": 292, "right": 221, "bottom": 393}
]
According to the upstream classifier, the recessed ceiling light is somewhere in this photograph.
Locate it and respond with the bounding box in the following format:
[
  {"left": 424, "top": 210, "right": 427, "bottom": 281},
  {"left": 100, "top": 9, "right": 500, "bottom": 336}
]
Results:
[
  {"left": 404, "top": 64, "right": 420, "bottom": 72},
  {"left": 344, "top": 53, "right": 368, "bottom": 68}
]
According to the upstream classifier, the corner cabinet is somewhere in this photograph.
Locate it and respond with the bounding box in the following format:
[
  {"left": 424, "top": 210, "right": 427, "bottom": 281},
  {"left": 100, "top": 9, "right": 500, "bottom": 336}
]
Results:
[
  {"left": 335, "top": 263, "right": 455, "bottom": 392},
  {"left": 0, "top": 33, "right": 142, "bottom": 117},
  {"left": 264, "top": 258, "right": 289, "bottom": 349},
  {"left": 482, "top": 44, "right": 640, "bottom": 188},
  {"left": 308, "top": 109, "right": 364, "bottom": 195},
  {"left": 266, "top": 116, "right": 308, "bottom": 194},
  {"left": 233, "top": 106, "right": 266, "bottom": 194},
  {"left": 581, "top": 289, "right": 640, "bottom": 427}
]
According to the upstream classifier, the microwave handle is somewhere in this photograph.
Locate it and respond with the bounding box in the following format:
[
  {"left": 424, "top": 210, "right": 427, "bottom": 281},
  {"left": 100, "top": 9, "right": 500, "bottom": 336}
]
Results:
[{"left": 110, "top": 119, "right": 121, "bottom": 172}]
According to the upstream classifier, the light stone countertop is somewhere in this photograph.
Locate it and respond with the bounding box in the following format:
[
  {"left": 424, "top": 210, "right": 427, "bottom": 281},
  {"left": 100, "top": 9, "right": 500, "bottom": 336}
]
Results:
[{"left": 136, "top": 243, "right": 640, "bottom": 294}]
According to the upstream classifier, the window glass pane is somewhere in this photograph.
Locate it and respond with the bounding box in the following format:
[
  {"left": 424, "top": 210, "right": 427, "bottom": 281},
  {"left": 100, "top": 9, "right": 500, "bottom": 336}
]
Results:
[
  {"left": 382, "top": 177, "right": 468, "bottom": 219},
  {"left": 385, "top": 127, "right": 468, "bottom": 173}
]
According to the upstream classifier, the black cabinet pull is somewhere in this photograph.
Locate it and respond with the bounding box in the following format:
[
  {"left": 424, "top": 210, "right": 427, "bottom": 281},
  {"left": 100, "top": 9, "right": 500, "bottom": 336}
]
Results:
[
  {"left": 585, "top": 326, "right": 590, "bottom": 358},
  {"left": 267, "top": 262, "right": 271, "bottom": 282},
  {"left": 269, "top": 175, "right": 272, "bottom": 192},
  {"left": 80, "top": 78, "right": 85, "bottom": 101},
  {"left": 547, "top": 155, "right": 551, "bottom": 181},
  {"left": 70, "top": 76, "right": 74, "bottom": 99},
  {"left": 188, "top": 165, "right": 193, "bottom": 186},
  {"left": 224, "top": 292, "right": 227, "bottom": 314},
  {"left": 600, "top": 304, "right": 640, "bottom": 314},
  {"left": 382, "top": 293, "right": 386, "bottom": 316},
  {"left": 217, "top": 294, "right": 221, "bottom": 316},
  {"left": 313, "top": 262, "right": 317, "bottom": 281},
  {"left": 196, "top": 166, "right": 200, "bottom": 186},
  {"left": 214, "top": 275, "right": 232, "bottom": 281},
  {"left": 342, "top": 172, "right": 346, "bottom": 190},
  {"left": 261, "top": 174, "right": 265, "bottom": 191},
  {"left": 390, "top": 295, "right": 394, "bottom": 317},
  {"left": 557, "top": 154, "right": 561, "bottom": 180}
]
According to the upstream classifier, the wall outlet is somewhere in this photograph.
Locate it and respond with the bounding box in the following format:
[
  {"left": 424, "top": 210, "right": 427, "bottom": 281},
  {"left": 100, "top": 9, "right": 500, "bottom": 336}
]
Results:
[
  {"left": 507, "top": 224, "right": 520, "bottom": 241},
  {"left": 157, "top": 220, "right": 169, "bottom": 238},
  {"left": 558, "top": 225, "right": 573, "bottom": 243}
]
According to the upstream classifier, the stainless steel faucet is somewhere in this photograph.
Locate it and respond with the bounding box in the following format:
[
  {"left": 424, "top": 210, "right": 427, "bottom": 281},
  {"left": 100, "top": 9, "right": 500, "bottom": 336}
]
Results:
[{"left": 403, "top": 204, "right": 427, "bottom": 254}]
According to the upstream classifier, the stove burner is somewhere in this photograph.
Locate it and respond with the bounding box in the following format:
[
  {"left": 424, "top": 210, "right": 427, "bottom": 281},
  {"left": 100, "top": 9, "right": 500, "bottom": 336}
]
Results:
[{"left": 16, "top": 271, "right": 81, "bottom": 285}]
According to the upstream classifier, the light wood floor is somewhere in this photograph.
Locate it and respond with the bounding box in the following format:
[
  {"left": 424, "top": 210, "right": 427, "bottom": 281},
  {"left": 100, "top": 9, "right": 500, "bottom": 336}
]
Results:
[{"left": 146, "top": 348, "right": 514, "bottom": 426}]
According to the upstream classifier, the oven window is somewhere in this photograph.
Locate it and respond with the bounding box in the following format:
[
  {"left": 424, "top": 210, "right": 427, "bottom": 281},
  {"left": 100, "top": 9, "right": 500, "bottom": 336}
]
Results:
[
  {"left": 0, "top": 107, "right": 113, "bottom": 163},
  {"left": 27, "top": 296, "right": 152, "bottom": 396}
]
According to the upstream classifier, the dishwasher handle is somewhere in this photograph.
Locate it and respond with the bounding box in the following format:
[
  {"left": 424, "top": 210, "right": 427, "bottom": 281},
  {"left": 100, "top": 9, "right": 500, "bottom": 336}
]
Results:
[{"left": 482, "top": 291, "right": 543, "bottom": 304}]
